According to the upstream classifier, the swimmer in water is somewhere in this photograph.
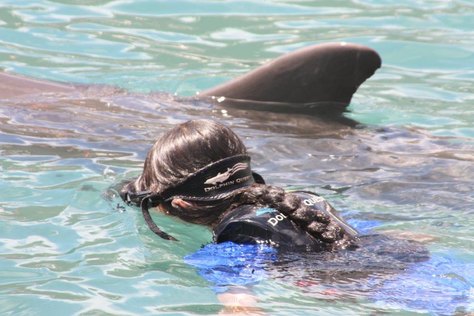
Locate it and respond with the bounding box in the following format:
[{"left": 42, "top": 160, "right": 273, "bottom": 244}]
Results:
[
  {"left": 119, "top": 119, "right": 431, "bottom": 314},
  {"left": 120, "top": 119, "right": 359, "bottom": 252},
  {"left": 119, "top": 118, "right": 363, "bottom": 314}
]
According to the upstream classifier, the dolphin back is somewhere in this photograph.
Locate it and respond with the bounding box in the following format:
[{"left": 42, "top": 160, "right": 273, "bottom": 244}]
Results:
[{"left": 201, "top": 42, "right": 382, "bottom": 116}]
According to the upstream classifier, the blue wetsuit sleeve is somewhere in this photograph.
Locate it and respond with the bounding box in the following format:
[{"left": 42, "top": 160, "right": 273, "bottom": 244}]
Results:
[{"left": 184, "top": 241, "right": 277, "bottom": 293}]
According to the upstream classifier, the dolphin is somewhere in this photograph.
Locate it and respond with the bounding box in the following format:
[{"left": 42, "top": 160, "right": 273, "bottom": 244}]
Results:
[
  {"left": 0, "top": 41, "right": 470, "bottom": 210},
  {"left": 200, "top": 42, "right": 381, "bottom": 119},
  {"left": 0, "top": 42, "right": 381, "bottom": 122}
]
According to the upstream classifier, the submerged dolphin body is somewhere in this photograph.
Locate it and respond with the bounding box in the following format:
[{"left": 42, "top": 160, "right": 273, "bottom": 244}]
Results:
[
  {"left": 0, "top": 71, "right": 75, "bottom": 99},
  {"left": 0, "top": 42, "right": 381, "bottom": 121},
  {"left": 1, "top": 42, "right": 470, "bottom": 208}
]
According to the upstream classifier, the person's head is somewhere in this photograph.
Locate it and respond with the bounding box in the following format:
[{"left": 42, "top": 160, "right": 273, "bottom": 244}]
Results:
[{"left": 123, "top": 119, "right": 255, "bottom": 226}]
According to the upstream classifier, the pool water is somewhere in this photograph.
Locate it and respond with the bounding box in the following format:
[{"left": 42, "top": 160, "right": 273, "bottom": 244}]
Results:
[{"left": 1, "top": 1, "right": 473, "bottom": 315}]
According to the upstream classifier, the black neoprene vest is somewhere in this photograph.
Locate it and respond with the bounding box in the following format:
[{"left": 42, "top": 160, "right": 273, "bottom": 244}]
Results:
[{"left": 213, "top": 191, "right": 358, "bottom": 252}]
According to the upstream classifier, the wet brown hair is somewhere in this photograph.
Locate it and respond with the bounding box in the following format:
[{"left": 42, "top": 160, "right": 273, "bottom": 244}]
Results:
[{"left": 122, "top": 119, "right": 247, "bottom": 225}]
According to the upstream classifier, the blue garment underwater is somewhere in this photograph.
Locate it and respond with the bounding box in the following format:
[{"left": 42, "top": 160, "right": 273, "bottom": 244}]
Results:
[{"left": 184, "top": 217, "right": 473, "bottom": 315}]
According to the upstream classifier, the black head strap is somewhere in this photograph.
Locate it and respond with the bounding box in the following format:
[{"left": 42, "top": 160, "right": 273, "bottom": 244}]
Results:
[
  {"left": 160, "top": 154, "right": 255, "bottom": 201},
  {"left": 125, "top": 154, "right": 260, "bottom": 241},
  {"left": 141, "top": 195, "right": 177, "bottom": 241}
]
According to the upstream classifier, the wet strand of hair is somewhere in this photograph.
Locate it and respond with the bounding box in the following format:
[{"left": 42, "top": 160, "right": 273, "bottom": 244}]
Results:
[{"left": 235, "top": 184, "right": 354, "bottom": 250}]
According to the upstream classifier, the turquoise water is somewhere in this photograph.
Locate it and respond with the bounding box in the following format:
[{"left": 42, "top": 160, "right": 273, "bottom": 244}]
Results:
[{"left": 1, "top": 1, "right": 473, "bottom": 315}]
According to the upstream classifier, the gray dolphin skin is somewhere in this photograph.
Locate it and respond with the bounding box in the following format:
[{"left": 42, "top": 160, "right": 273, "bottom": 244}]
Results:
[
  {"left": 0, "top": 71, "right": 75, "bottom": 99},
  {"left": 0, "top": 42, "right": 381, "bottom": 116},
  {"left": 200, "top": 42, "right": 381, "bottom": 116}
]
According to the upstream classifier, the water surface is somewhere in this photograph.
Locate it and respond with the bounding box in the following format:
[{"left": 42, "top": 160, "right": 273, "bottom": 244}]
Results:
[{"left": 1, "top": 1, "right": 473, "bottom": 315}]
